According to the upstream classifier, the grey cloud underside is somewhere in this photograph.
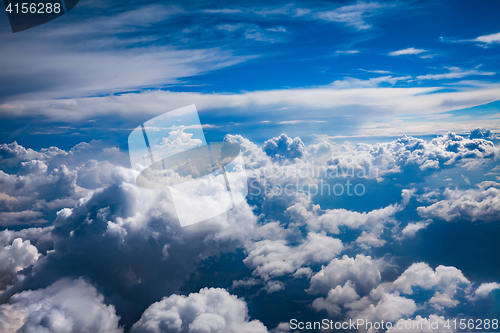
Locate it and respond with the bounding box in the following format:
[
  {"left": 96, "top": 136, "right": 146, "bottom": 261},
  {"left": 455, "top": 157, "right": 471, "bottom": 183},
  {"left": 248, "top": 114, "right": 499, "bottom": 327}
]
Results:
[{"left": 0, "top": 130, "right": 499, "bottom": 331}]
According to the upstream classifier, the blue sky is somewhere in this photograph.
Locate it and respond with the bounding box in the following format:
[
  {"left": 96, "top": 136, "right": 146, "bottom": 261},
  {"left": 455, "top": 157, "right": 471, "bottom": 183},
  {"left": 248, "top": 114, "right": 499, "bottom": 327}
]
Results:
[
  {"left": 1, "top": 0, "right": 500, "bottom": 149},
  {"left": 0, "top": 1, "right": 500, "bottom": 332}
]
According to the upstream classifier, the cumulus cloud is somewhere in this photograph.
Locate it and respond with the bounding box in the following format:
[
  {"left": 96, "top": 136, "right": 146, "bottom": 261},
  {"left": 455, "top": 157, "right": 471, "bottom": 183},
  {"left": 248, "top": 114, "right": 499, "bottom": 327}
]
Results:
[
  {"left": 0, "top": 134, "right": 499, "bottom": 331},
  {"left": 0, "top": 158, "right": 264, "bottom": 328},
  {"left": 286, "top": 189, "right": 412, "bottom": 248},
  {"left": 349, "top": 292, "right": 417, "bottom": 323},
  {"left": 370, "top": 262, "right": 470, "bottom": 309},
  {"left": 131, "top": 287, "right": 268, "bottom": 333},
  {"left": 152, "top": 128, "right": 204, "bottom": 157},
  {"left": 0, "top": 238, "right": 40, "bottom": 291},
  {"left": 398, "top": 220, "right": 432, "bottom": 239},
  {"left": 469, "top": 282, "right": 500, "bottom": 301},
  {"left": 0, "top": 278, "right": 123, "bottom": 333},
  {"left": 244, "top": 232, "right": 343, "bottom": 281},
  {"left": 308, "top": 260, "right": 497, "bottom": 323},
  {"left": 470, "top": 128, "right": 499, "bottom": 140},
  {"left": 311, "top": 281, "right": 360, "bottom": 315},
  {"left": 0, "top": 140, "right": 130, "bottom": 226},
  {"left": 417, "top": 184, "right": 500, "bottom": 222},
  {"left": 262, "top": 134, "right": 305, "bottom": 161},
  {"left": 325, "top": 132, "right": 499, "bottom": 181},
  {"left": 307, "top": 254, "right": 382, "bottom": 295},
  {"left": 0, "top": 227, "right": 53, "bottom": 253}
]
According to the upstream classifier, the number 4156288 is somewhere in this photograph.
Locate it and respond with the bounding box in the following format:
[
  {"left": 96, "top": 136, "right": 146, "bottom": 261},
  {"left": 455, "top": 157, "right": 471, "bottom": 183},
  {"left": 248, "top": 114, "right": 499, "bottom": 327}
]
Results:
[
  {"left": 444, "top": 319, "right": 498, "bottom": 330},
  {"left": 5, "top": 2, "right": 61, "bottom": 14}
]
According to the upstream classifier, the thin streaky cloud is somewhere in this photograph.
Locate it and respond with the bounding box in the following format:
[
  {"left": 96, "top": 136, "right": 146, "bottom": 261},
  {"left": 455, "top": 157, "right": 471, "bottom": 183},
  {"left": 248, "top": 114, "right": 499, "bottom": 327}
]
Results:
[
  {"left": 389, "top": 47, "right": 427, "bottom": 56},
  {"left": 417, "top": 67, "right": 495, "bottom": 81},
  {"left": 267, "top": 26, "right": 286, "bottom": 33},
  {"left": 335, "top": 50, "right": 360, "bottom": 55},
  {"left": 359, "top": 69, "right": 392, "bottom": 74},
  {"left": 202, "top": 8, "right": 244, "bottom": 14},
  {"left": 440, "top": 32, "right": 500, "bottom": 47},
  {"left": 313, "top": 1, "right": 388, "bottom": 30},
  {"left": 4, "top": 83, "right": 500, "bottom": 121}
]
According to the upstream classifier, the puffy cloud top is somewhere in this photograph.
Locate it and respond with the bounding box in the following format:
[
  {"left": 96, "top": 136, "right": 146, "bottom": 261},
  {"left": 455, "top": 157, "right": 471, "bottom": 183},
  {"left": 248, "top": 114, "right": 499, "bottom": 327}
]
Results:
[
  {"left": 0, "top": 238, "right": 40, "bottom": 291},
  {"left": 470, "top": 128, "right": 497, "bottom": 140},
  {"left": 262, "top": 134, "right": 305, "bottom": 160},
  {"left": 326, "top": 132, "right": 499, "bottom": 181},
  {"left": 307, "top": 254, "right": 382, "bottom": 295},
  {"left": 417, "top": 185, "right": 500, "bottom": 222},
  {"left": 131, "top": 287, "right": 268, "bottom": 333},
  {"left": 0, "top": 278, "right": 123, "bottom": 333}
]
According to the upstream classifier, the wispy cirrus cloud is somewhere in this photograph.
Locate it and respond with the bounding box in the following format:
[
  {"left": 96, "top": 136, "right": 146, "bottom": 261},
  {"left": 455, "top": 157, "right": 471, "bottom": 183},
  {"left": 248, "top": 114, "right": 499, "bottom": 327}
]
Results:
[
  {"left": 4, "top": 82, "right": 500, "bottom": 123},
  {"left": 313, "top": 1, "right": 389, "bottom": 30},
  {"left": 217, "top": 23, "right": 287, "bottom": 43},
  {"left": 440, "top": 31, "right": 500, "bottom": 48},
  {"left": 389, "top": 47, "right": 427, "bottom": 56},
  {"left": 416, "top": 66, "right": 495, "bottom": 81},
  {"left": 202, "top": 8, "right": 244, "bottom": 14},
  {"left": 200, "top": 1, "right": 396, "bottom": 31},
  {"left": 335, "top": 50, "right": 360, "bottom": 55}
]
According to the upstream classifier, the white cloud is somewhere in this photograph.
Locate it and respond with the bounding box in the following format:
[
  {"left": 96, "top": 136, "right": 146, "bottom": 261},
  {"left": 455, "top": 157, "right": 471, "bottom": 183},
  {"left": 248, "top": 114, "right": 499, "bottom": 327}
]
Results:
[
  {"left": 0, "top": 238, "right": 40, "bottom": 291},
  {"left": 313, "top": 2, "right": 386, "bottom": 30},
  {"left": 5, "top": 84, "right": 500, "bottom": 123},
  {"left": 263, "top": 280, "right": 285, "bottom": 294},
  {"left": 335, "top": 50, "right": 360, "bottom": 55},
  {"left": 131, "top": 287, "right": 268, "bottom": 333},
  {"left": 0, "top": 150, "right": 264, "bottom": 326},
  {"left": 0, "top": 140, "right": 133, "bottom": 226},
  {"left": 0, "top": 278, "right": 123, "bottom": 333},
  {"left": 330, "top": 76, "right": 412, "bottom": 88},
  {"left": 0, "top": 226, "right": 53, "bottom": 253},
  {"left": 389, "top": 47, "right": 427, "bottom": 56},
  {"left": 309, "top": 259, "right": 497, "bottom": 324},
  {"left": 232, "top": 278, "right": 261, "bottom": 289},
  {"left": 0, "top": 4, "right": 252, "bottom": 101},
  {"left": 470, "top": 282, "right": 500, "bottom": 300},
  {"left": 244, "top": 233, "right": 343, "bottom": 281},
  {"left": 1, "top": 135, "right": 499, "bottom": 331},
  {"left": 312, "top": 281, "right": 360, "bottom": 315},
  {"left": 417, "top": 185, "right": 500, "bottom": 222},
  {"left": 325, "top": 133, "right": 500, "bottom": 179},
  {"left": 307, "top": 254, "right": 382, "bottom": 295},
  {"left": 474, "top": 32, "right": 500, "bottom": 45},
  {"left": 370, "top": 262, "right": 470, "bottom": 301},
  {"left": 417, "top": 67, "right": 495, "bottom": 81},
  {"left": 152, "top": 128, "right": 203, "bottom": 157},
  {"left": 349, "top": 292, "right": 417, "bottom": 323},
  {"left": 262, "top": 134, "right": 305, "bottom": 160},
  {"left": 399, "top": 220, "right": 432, "bottom": 238},
  {"left": 286, "top": 190, "right": 410, "bottom": 238}
]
